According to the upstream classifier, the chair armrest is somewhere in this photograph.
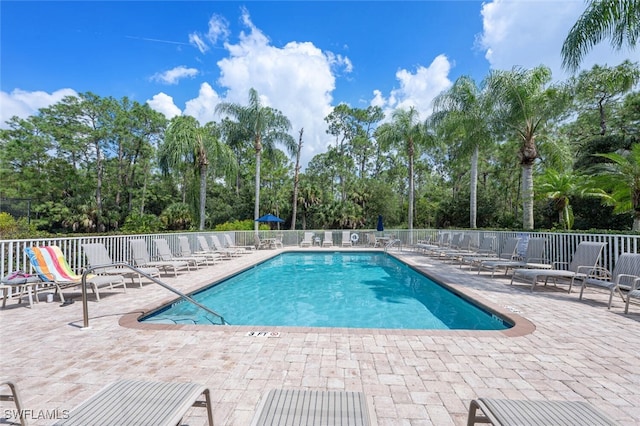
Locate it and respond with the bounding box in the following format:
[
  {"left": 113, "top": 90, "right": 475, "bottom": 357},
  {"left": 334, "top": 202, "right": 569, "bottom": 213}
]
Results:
[
  {"left": 616, "top": 273, "right": 640, "bottom": 291},
  {"left": 552, "top": 261, "right": 569, "bottom": 270}
]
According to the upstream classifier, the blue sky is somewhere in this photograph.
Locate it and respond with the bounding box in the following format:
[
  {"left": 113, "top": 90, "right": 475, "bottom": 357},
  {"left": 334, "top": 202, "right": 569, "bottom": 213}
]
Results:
[{"left": 2, "top": 1, "right": 637, "bottom": 166}]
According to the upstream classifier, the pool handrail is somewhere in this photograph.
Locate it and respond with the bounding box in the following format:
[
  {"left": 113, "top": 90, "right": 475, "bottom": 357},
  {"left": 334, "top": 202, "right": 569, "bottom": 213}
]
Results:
[{"left": 80, "top": 262, "right": 228, "bottom": 329}]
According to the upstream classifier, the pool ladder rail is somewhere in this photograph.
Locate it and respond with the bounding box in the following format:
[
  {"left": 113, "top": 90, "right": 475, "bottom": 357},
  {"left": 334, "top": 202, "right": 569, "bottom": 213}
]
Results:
[{"left": 80, "top": 262, "right": 229, "bottom": 329}]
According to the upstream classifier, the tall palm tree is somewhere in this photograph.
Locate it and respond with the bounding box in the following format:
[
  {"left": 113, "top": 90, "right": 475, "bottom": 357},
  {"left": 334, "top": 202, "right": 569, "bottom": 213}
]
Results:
[
  {"left": 562, "top": 0, "right": 640, "bottom": 72},
  {"left": 215, "top": 88, "right": 296, "bottom": 235},
  {"left": 159, "top": 115, "right": 235, "bottom": 230},
  {"left": 375, "top": 107, "right": 427, "bottom": 238},
  {"left": 431, "top": 76, "right": 493, "bottom": 228},
  {"left": 593, "top": 144, "right": 640, "bottom": 230},
  {"left": 486, "top": 66, "right": 571, "bottom": 229}
]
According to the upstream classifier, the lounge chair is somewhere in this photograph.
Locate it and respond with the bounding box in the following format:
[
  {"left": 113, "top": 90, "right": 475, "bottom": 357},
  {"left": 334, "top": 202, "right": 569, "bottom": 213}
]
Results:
[
  {"left": 251, "top": 389, "right": 371, "bottom": 426},
  {"left": 579, "top": 253, "right": 640, "bottom": 309},
  {"left": 130, "top": 240, "right": 189, "bottom": 277},
  {"left": 52, "top": 379, "right": 213, "bottom": 426},
  {"left": 625, "top": 277, "right": 640, "bottom": 314},
  {"left": 461, "top": 237, "right": 520, "bottom": 270},
  {"left": 155, "top": 239, "right": 205, "bottom": 269},
  {"left": 417, "top": 233, "right": 450, "bottom": 253},
  {"left": 25, "top": 246, "right": 126, "bottom": 303},
  {"left": 224, "top": 233, "right": 254, "bottom": 253},
  {"left": 467, "top": 398, "right": 619, "bottom": 426},
  {"left": 300, "top": 232, "right": 314, "bottom": 248},
  {"left": 253, "top": 235, "right": 272, "bottom": 250},
  {"left": 510, "top": 241, "right": 606, "bottom": 293},
  {"left": 322, "top": 231, "right": 334, "bottom": 247},
  {"left": 1, "top": 380, "right": 26, "bottom": 426},
  {"left": 1, "top": 273, "right": 43, "bottom": 308},
  {"left": 478, "top": 237, "right": 549, "bottom": 277},
  {"left": 451, "top": 236, "right": 497, "bottom": 266},
  {"left": 435, "top": 234, "right": 473, "bottom": 259},
  {"left": 210, "top": 235, "right": 242, "bottom": 257},
  {"left": 82, "top": 243, "right": 161, "bottom": 288},
  {"left": 341, "top": 230, "right": 352, "bottom": 247},
  {"left": 178, "top": 236, "right": 219, "bottom": 265}
]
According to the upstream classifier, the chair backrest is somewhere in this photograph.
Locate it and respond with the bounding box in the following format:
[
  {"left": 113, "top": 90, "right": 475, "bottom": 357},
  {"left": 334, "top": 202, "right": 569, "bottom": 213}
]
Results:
[
  {"left": 130, "top": 239, "right": 152, "bottom": 266},
  {"left": 25, "top": 245, "right": 80, "bottom": 282},
  {"left": 457, "top": 235, "right": 471, "bottom": 250},
  {"left": 82, "top": 243, "right": 114, "bottom": 273},
  {"left": 303, "top": 232, "right": 313, "bottom": 242},
  {"left": 210, "top": 235, "right": 225, "bottom": 251},
  {"left": 342, "top": 231, "right": 351, "bottom": 244},
  {"left": 478, "top": 236, "right": 496, "bottom": 252},
  {"left": 324, "top": 231, "right": 333, "bottom": 242},
  {"left": 154, "top": 239, "right": 174, "bottom": 260},
  {"left": 499, "top": 238, "right": 521, "bottom": 260},
  {"left": 178, "top": 237, "right": 193, "bottom": 256},
  {"left": 612, "top": 253, "right": 640, "bottom": 288},
  {"left": 568, "top": 242, "right": 606, "bottom": 272},
  {"left": 197, "top": 236, "right": 212, "bottom": 252},
  {"left": 449, "top": 233, "right": 462, "bottom": 249},
  {"left": 440, "top": 233, "right": 450, "bottom": 246},
  {"left": 523, "top": 238, "right": 546, "bottom": 262},
  {"left": 224, "top": 234, "right": 235, "bottom": 248}
]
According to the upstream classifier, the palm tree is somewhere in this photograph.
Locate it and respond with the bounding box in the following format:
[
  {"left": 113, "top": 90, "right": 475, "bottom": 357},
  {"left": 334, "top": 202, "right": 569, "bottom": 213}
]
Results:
[
  {"left": 536, "top": 169, "right": 607, "bottom": 229},
  {"left": 593, "top": 144, "right": 640, "bottom": 230},
  {"left": 431, "top": 76, "right": 493, "bottom": 228},
  {"left": 486, "top": 66, "right": 571, "bottom": 229},
  {"left": 375, "top": 107, "right": 428, "bottom": 238},
  {"left": 215, "top": 88, "right": 296, "bottom": 235},
  {"left": 562, "top": 0, "right": 640, "bottom": 72},
  {"left": 159, "top": 115, "right": 235, "bottom": 230}
]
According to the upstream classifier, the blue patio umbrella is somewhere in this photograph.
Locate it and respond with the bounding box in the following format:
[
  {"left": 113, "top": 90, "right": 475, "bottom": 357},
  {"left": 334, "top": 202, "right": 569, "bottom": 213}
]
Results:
[
  {"left": 376, "top": 215, "right": 384, "bottom": 232},
  {"left": 256, "top": 213, "right": 285, "bottom": 223}
]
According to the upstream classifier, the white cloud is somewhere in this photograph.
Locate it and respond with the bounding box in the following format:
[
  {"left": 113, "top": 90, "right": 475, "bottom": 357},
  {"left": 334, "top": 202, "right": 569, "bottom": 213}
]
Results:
[
  {"left": 189, "top": 33, "right": 208, "bottom": 54},
  {"left": 0, "top": 88, "right": 77, "bottom": 128},
  {"left": 184, "top": 82, "right": 222, "bottom": 124},
  {"left": 207, "top": 14, "right": 230, "bottom": 45},
  {"left": 146, "top": 92, "right": 181, "bottom": 119},
  {"left": 370, "top": 54, "right": 453, "bottom": 122},
  {"left": 478, "top": 0, "right": 638, "bottom": 80},
  {"left": 151, "top": 66, "right": 199, "bottom": 85}
]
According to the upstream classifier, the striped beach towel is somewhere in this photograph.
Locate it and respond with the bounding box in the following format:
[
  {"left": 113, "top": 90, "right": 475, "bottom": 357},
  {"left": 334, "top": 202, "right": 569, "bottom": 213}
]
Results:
[{"left": 25, "top": 246, "right": 83, "bottom": 282}]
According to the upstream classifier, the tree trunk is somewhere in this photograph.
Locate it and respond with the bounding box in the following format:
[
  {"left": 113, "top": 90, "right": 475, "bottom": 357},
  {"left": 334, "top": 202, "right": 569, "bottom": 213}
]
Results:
[
  {"left": 291, "top": 128, "right": 303, "bottom": 230},
  {"left": 522, "top": 163, "right": 535, "bottom": 230},
  {"left": 199, "top": 165, "right": 207, "bottom": 230},
  {"left": 254, "top": 139, "right": 262, "bottom": 237},
  {"left": 470, "top": 145, "right": 479, "bottom": 229},
  {"left": 408, "top": 138, "right": 414, "bottom": 241}
]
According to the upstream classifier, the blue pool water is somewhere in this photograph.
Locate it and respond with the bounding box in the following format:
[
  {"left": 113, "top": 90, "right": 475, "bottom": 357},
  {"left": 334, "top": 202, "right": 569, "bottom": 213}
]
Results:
[{"left": 142, "top": 252, "right": 511, "bottom": 330}]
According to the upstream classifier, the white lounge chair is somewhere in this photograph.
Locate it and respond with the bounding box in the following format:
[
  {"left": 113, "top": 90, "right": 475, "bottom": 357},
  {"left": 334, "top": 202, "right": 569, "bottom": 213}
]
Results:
[
  {"left": 625, "top": 277, "right": 640, "bottom": 314},
  {"left": 579, "top": 253, "right": 640, "bottom": 309},
  {"left": 82, "top": 243, "right": 161, "bottom": 287},
  {"left": 478, "top": 237, "right": 549, "bottom": 277},
  {"left": 300, "top": 232, "right": 314, "bottom": 248},
  {"left": 154, "top": 239, "right": 204, "bottom": 269},
  {"left": 467, "top": 398, "right": 619, "bottom": 426},
  {"left": 510, "top": 241, "right": 606, "bottom": 293},
  {"left": 461, "top": 237, "right": 520, "bottom": 270},
  {"left": 130, "top": 240, "right": 189, "bottom": 277},
  {"left": 53, "top": 379, "right": 213, "bottom": 426},
  {"left": 210, "top": 235, "right": 242, "bottom": 257},
  {"left": 251, "top": 389, "right": 371, "bottom": 426},
  {"left": 341, "top": 230, "right": 352, "bottom": 247},
  {"left": 178, "top": 236, "right": 219, "bottom": 265},
  {"left": 224, "top": 233, "right": 254, "bottom": 253},
  {"left": 322, "top": 231, "right": 334, "bottom": 247}
]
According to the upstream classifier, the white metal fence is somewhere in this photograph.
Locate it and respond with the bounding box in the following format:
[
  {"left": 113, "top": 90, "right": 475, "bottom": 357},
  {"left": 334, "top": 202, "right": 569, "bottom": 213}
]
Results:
[{"left": 1, "top": 229, "right": 639, "bottom": 280}]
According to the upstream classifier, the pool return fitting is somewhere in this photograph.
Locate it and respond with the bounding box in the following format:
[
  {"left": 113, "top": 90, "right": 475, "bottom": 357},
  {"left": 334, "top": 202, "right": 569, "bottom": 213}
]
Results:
[{"left": 80, "top": 263, "right": 228, "bottom": 329}]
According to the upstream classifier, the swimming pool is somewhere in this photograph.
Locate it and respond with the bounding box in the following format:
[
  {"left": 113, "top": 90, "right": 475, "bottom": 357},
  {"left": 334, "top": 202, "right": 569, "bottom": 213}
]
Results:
[{"left": 142, "top": 252, "right": 511, "bottom": 330}]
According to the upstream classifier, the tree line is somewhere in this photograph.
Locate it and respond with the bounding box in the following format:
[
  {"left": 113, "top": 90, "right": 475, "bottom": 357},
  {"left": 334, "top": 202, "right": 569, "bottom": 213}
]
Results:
[{"left": 2, "top": 0, "right": 640, "bottom": 237}]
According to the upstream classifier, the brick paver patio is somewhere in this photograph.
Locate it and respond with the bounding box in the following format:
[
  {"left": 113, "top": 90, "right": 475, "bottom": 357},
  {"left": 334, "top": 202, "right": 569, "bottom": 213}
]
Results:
[{"left": 1, "top": 247, "right": 638, "bottom": 425}]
